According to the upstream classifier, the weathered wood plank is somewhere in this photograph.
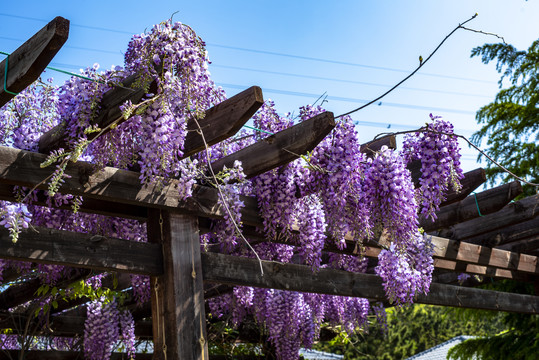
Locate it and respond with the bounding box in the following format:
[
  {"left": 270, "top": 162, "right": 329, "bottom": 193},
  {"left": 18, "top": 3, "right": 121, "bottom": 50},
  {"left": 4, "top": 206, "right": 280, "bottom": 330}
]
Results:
[
  {"left": 211, "top": 111, "right": 335, "bottom": 178},
  {"left": 148, "top": 210, "right": 208, "bottom": 360},
  {"left": 440, "top": 194, "right": 539, "bottom": 241},
  {"left": 421, "top": 181, "right": 523, "bottom": 231},
  {"left": 0, "top": 183, "right": 148, "bottom": 221},
  {"left": 431, "top": 235, "right": 539, "bottom": 275},
  {"left": 201, "top": 252, "right": 539, "bottom": 313},
  {"left": 0, "top": 226, "right": 162, "bottom": 275},
  {"left": 38, "top": 73, "right": 155, "bottom": 154},
  {"left": 0, "top": 17, "right": 69, "bottom": 107},
  {"left": 39, "top": 83, "right": 262, "bottom": 158},
  {"left": 360, "top": 135, "right": 396, "bottom": 156},
  {"left": 440, "top": 168, "right": 487, "bottom": 206},
  {"left": 0, "top": 145, "right": 227, "bottom": 221},
  {"left": 497, "top": 236, "right": 539, "bottom": 255},
  {"left": 464, "top": 216, "right": 539, "bottom": 248},
  {"left": 184, "top": 86, "right": 264, "bottom": 157}
]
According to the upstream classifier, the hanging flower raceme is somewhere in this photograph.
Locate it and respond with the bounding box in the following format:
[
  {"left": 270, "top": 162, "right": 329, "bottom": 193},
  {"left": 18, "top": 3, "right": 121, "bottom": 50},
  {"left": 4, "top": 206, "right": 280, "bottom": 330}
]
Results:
[
  {"left": 375, "top": 233, "right": 434, "bottom": 305},
  {"left": 84, "top": 298, "right": 120, "bottom": 360},
  {"left": 301, "top": 106, "right": 372, "bottom": 248},
  {"left": 363, "top": 146, "right": 418, "bottom": 249},
  {"left": 402, "top": 114, "right": 464, "bottom": 220}
]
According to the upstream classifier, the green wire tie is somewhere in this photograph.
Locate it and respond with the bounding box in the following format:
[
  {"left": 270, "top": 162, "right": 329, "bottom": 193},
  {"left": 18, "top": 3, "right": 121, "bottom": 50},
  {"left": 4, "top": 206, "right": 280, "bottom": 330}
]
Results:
[
  {"left": 1, "top": 51, "right": 18, "bottom": 96},
  {"left": 1, "top": 50, "right": 104, "bottom": 98},
  {"left": 3, "top": 51, "right": 281, "bottom": 138},
  {"left": 472, "top": 192, "right": 483, "bottom": 217},
  {"left": 242, "top": 124, "right": 275, "bottom": 136}
]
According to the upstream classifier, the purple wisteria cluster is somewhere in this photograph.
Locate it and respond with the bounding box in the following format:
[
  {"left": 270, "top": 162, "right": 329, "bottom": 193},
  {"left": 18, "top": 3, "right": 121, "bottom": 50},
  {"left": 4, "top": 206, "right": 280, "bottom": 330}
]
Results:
[
  {"left": 402, "top": 114, "right": 464, "bottom": 220},
  {"left": 300, "top": 106, "right": 371, "bottom": 248},
  {"left": 0, "top": 14, "right": 466, "bottom": 360},
  {"left": 375, "top": 233, "right": 434, "bottom": 305},
  {"left": 84, "top": 298, "right": 120, "bottom": 360}
]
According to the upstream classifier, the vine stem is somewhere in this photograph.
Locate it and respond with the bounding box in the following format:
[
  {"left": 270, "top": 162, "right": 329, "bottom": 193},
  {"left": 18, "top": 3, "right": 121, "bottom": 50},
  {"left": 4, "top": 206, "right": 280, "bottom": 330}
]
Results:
[
  {"left": 337, "top": 13, "right": 478, "bottom": 118},
  {"left": 188, "top": 109, "right": 265, "bottom": 277},
  {"left": 374, "top": 127, "right": 539, "bottom": 188},
  {"left": 20, "top": 95, "right": 160, "bottom": 205}
]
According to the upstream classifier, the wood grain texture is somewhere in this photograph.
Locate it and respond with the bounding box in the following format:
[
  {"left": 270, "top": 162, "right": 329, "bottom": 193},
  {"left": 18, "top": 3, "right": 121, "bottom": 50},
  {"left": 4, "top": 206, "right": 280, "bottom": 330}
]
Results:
[
  {"left": 441, "top": 194, "right": 539, "bottom": 241},
  {"left": 38, "top": 73, "right": 153, "bottom": 154},
  {"left": 465, "top": 216, "right": 539, "bottom": 248},
  {"left": 421, "top": 181, "right": 523, "bottom": 231},
  {"left": 39, "top": 83, "right": 262, "bottom": 157},
  {"left": 148, "top": 210, "right": 208, "bottom": 360},
  {"left": 211, "top": 111, "right": 335, "bottom": 178},
  {"left": 359, "top": 135, "right": 396, "bottom": 156},
  {"left": 184, "top": 86, "right": 263, "bottom": 157},
  {"left": 0, "top": 226, "right": 162, "bottom": 275},
  {"left": 0, "top": 17, "right": 69, "bottom": 107},
  {"left": 440, "top": 168, "right": 487, "bottom": 206},
  {"left": 202, "top": 252, "right": 539, "bottom": 313}
]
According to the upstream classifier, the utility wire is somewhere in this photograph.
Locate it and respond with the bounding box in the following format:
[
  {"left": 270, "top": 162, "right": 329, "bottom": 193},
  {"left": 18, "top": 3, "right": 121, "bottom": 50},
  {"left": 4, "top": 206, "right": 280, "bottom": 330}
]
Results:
[
  {"left": 219, "top": 83, "right": 476, "bottom": 115},
  {"left": 0, "top": 12, "right": 495, "bottom": 84},
  {"left": 210, "top": 64, "right": 493, "bottom": 99}
]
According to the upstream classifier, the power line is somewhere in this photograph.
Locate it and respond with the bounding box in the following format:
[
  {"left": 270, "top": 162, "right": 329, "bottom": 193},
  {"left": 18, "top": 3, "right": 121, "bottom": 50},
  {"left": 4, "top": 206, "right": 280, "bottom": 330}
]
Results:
[
  {"left": 0, "top": 34, "right": 492, "bottom": 99},
  {"left": 0, "top": 12, "right": 495, "bottom": 84},
  {"left": 207, "top": 43, "right": 493, "bottom": 84},
  {"left": 219, "top": 83, "right": 476, "bottom": 115},
  {"left": 210, "top": 64, "right": 493, "bottom": 99}
]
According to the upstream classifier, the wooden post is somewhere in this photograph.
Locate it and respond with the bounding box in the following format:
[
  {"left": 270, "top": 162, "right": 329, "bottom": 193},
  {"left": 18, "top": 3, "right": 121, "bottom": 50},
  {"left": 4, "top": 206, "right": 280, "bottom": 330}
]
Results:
[{"left": 148, "top": 209, "right": 208, "bottom": 360}]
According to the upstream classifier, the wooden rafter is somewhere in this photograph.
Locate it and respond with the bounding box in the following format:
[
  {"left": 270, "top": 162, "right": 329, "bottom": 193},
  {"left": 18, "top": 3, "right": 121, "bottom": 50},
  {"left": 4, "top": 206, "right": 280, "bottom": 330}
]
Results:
[
  {"left": 0, "top": 17, "right": 69, "bottom": 107},
  {"left": 39, "top": 85, "right": 264, "bottom": 155},
  {"left": 210, "top": 111, "right": 335, "bottom": 178},
  {"left": 202, "top": 252, "right": 539, "bottom": 314},
  {"left": 439, "top": 194, "right": 539, "bottom": 241},
  {"left": 421, "top": 181, "right": 523, "bottom": 231}
]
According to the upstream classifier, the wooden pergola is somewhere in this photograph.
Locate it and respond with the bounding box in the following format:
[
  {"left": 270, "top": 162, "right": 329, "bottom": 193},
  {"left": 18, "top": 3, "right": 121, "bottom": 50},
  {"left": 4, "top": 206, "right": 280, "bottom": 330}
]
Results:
[{"left": 0, "top": 17, "right": 538, "bottom": 360}]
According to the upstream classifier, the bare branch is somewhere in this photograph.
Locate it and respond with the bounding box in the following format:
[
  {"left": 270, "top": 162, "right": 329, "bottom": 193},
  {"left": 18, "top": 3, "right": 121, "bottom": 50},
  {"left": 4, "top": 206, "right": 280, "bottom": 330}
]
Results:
[{"left": 337, "top": 14, "right": 478, "bottom": 118}]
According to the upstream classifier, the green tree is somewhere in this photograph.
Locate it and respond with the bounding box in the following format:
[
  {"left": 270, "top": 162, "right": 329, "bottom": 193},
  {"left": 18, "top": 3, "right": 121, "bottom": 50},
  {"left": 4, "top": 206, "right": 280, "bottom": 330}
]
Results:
[
  {"left": 313, "top": 304, "right": 505, "bottom": 359},
  {"left": 448, "top": 281, "right": 539, "bottom": 360},
  {"left": 471, "top": 39, "right": 539, "bottom": 196}
]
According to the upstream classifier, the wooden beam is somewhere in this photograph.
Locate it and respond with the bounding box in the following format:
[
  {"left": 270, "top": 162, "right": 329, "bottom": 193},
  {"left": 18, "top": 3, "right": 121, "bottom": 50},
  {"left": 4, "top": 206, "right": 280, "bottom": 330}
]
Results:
[
  {"left": 497, "top": 236, "right": 539, "bottom": 255},
  {"left": 440, "top": 168, "right": 487, "bottom": 206},
  {"left": 439, "top": 194, "right": 539, "bottom": 241},
  {"left": 463, "top": 216, "right": 539, "bottom": 248},
  {"left": 0, "top": 269, "right": 91, "bottom": 311},
  {"left": 38, "top": 73, "right": 156, "bottom": 154},
  {"left": 201, "top": 252, "right": 539, "bottom": 314},
  {"left": 183, "top": 86, "right": 264, "bottom": 157},
  {"left": 0, "top": 17, "right": 69, "bottom": 107},
  {"left": 39, "top": 85, "right": 262, "bottom": 158},
  {"left": 432, "top": 258, "right": 530, "bottom": 281},
  {"left": 0, "top": 145, "right": 255, "bottom": 223},
  {"left": 421, "top": 181, "right": 523, "bottom": 231},
  {"left": 0, "top": 226, "right": 162, "bottom": 275},
  {"left": 148, "top": 210, "right": 208, "bottom": 360},
  {"left": 211, "top": 111, "right": 335, "bottom": 178},
  {"left": 360, "top": 135, "right": 396, "bottom": 157},
  {"left": 431, "top": 235, "right": 539, "bottom": 275}
]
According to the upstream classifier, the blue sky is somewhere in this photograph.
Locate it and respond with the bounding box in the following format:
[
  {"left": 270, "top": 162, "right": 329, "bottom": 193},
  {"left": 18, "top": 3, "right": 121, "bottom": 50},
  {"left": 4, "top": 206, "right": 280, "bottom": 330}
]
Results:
[{"left": 1, "top": 1, "right": 538, "bottom": 174}]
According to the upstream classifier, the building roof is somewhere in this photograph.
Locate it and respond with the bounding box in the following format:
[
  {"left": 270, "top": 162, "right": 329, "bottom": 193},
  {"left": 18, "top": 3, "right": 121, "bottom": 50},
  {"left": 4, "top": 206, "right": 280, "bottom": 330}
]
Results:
[
  {"left": 299, "top": 348, "right": 345, "bottom": 360},
  {"left": 405, "top": 336, "right": 475, "bottom": 360}
]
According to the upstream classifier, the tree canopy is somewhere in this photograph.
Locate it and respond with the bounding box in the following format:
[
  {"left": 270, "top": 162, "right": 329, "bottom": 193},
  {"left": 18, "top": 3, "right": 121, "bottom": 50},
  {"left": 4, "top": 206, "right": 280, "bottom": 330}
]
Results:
[{"left": 471, "top": 39, "right": 539, "bottom": 196}]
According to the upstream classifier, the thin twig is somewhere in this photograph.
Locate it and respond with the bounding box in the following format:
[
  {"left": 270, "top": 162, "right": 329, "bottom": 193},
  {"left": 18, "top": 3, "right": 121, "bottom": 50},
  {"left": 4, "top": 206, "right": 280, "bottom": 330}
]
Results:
[
  {"left": 460, "top": 26, "right": 507, "bottom": 44},
  {"left": 189, "top": 111, "right": 265, "bottom": 276},
  {"left": 337, "top": 14, "right": 478, "bottom": 118},
  {"left": 20, "top": 95, "right": 159, "bottom": 205},
  {"left": 373, "top": 127, "right": 539, "bottom": 188}
]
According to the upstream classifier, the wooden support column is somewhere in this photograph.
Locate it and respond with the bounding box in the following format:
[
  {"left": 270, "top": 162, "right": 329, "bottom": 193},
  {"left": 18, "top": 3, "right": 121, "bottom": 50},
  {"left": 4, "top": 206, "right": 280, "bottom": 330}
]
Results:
[{"left": 148, "top": 209, "right": 208, "bottom": 360}]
